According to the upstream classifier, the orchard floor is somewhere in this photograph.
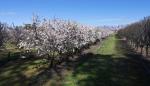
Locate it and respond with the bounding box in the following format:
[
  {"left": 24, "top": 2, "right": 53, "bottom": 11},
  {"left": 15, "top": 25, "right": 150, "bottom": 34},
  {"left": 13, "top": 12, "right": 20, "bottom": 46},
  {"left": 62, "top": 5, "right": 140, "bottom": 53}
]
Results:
[
  {"left": 0, "top": 35, "right": 150, "bottom": 86},
  {"left": 63, "top": 35, "right": 150, "bottom": 86}
]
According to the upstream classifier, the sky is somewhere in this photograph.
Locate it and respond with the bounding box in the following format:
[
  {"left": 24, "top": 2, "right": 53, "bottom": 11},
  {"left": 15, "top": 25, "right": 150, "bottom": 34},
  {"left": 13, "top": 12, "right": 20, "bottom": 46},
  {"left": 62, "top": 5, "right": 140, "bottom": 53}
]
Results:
[{"left": 0, "top": 0, "right": 150, "bottom": 26}]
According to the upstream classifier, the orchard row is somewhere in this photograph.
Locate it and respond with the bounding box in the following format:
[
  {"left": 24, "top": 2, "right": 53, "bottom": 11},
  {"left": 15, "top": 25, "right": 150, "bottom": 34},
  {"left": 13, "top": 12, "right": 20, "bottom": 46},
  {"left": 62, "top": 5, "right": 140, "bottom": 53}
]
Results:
[
  {"left": 0, "top": 16, "right": 113, "bottom": 67},
  {"left": 118, "top": 16, "right": 150, "bottom": 56}
]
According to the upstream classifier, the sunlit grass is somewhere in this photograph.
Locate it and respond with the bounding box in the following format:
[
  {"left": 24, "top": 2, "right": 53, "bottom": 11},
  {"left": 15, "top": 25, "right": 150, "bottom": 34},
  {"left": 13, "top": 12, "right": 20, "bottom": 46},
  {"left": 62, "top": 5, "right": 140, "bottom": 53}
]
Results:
[
  {"left": 0, "top": 57, "right": 48, "bottom": 86},
  {"left": 62, "top": 35, "right": 136, "bottom": 86},
  {"left": 98, "top": 36, "right": 116, "bottom": 54},
  {"left": 63, "top": 35, "right": 117, "bottom": 86},
  {"left": 0, "top": 35, "right": 142, "bottom": 86}
]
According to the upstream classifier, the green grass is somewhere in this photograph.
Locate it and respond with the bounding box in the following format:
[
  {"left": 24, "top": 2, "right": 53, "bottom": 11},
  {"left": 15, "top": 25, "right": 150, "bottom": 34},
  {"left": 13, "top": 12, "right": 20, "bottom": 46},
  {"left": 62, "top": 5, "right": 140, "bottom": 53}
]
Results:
[
  {"left": 0, "top": 35, "right": 150, "bottom": 86},
  {"left": 62, "top": 35, "right": 149, "bottom": 86},
  {"left": 0, "top": 42, "right": 20, "bottom": 62},
  {"left": 63, "top": 35, "right": 119, "bottom": 86},
  {"left": 0, "top": 42, "right": 49, "bottom": 86},
  {"left": 98, "top": 35, "right": 116, "bottom": 55},
  {"left": 0, "top": 58, "right": 48, "bottom": 86}
]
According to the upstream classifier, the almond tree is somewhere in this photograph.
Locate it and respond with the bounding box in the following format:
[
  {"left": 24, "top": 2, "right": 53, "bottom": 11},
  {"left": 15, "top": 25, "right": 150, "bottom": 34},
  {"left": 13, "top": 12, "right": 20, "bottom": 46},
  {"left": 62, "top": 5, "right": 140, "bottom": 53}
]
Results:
[{"left": 18, "top": 17, "right": 113, "bottom": 68}]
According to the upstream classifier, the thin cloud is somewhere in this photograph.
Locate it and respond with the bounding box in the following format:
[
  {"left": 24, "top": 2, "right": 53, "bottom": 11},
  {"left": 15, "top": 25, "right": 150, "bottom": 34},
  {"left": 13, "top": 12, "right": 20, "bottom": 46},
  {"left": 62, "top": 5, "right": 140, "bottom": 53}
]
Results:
[
  {"left": 98, "top": 18, "right": 124, "bottom": 22},
  {"left": 89, "top": 18, "right": 138, "bottom": 26},
  {"left": 0, "top": 12, "right": 16, "bottom": 16}
]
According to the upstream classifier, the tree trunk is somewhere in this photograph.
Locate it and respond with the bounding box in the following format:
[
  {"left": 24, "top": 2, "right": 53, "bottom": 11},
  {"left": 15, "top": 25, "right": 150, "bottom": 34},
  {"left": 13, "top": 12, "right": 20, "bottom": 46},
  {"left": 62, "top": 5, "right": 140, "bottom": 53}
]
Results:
[
  {"left": 50, "top": 56, "right": 54, "bottom": 68},
  {"left": 134, "top": 43, "right": 136, "bottom": 50},
  {"left": 141, "top": 47, "right": 143, "bottom": 54},
  {"left": 47, "top": 54, "right": 54, "bottom": 68},
  {"left": 146, "top": 45, "right": 149, "bottom": 56},
  {"left": 136, "top": 44, "right": 139, "bottom": 51},
  {"left": 8, "top": 52, "right": 11, "bottom": 58}
]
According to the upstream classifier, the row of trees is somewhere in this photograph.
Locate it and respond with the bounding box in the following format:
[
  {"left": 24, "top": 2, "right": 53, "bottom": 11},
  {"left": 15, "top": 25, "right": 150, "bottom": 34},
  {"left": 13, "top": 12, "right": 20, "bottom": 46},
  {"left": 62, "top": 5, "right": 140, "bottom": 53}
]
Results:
[
  {"left": 0, "top": 23, "right": 23, "bottom": 47},
  {"left": 118, "top": 16, "right": 150, "bottom": 56},
  {"left": 0, "top": 16, "right": 113, "bottom": 68}
]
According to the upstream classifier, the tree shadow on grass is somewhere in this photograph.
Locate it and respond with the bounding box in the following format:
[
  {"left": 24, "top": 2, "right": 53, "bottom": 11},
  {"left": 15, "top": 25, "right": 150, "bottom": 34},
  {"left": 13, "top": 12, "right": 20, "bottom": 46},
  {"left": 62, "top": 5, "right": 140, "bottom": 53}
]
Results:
[
  {"left": 72, "top": 53, "right": 150, "bottom": 86},
  {"left": 0, "top": 57, "right": 52, "bottom": 86},
  {"left": 1, "top": 37, "right": 150, "bottom": 86},
  {"left": 0, "top": 59, "right": 32, "bottom": 86},
  {"left": 71, "top": 38, "right": 150, "bottom": 86},
  {"left": 0, "top": 52, "right": 21, "bottom": 67}
]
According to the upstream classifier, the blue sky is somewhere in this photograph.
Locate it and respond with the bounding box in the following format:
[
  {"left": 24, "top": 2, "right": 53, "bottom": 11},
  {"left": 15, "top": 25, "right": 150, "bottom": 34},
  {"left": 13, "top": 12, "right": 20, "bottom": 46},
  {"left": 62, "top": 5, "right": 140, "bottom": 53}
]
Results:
[{"left": 0, "top": 0, "right": 150, "bottom": 26}]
